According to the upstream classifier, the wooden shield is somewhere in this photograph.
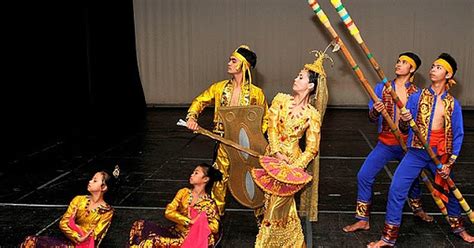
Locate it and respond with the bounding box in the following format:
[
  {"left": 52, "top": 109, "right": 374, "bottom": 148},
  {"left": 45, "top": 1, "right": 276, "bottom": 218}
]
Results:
[{"left": 218, "top": 106, "right": 267, "bottom": 208}]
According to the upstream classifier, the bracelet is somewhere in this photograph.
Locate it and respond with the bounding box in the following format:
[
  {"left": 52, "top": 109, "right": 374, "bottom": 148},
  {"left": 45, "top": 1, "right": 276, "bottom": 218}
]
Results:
[
  {"left": 186, "top": 112, "right": 198, "bottom": 121},
  {"left": 446, "top": 158, "right": 456, "bottom": 168},
  {"left": 368, "top": 108, "right": 380, "bottom": 121}
]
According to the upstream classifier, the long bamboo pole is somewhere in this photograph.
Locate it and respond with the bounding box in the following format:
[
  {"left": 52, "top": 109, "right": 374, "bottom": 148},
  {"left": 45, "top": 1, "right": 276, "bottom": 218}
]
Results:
[
  {"left": 328, "top": 0, "right": 473, "bottom": 223},
  {"left": 327, "top": 0, "right": 446, "bottom": 219},
  {"left": 306, "top": 0, "right": 452, "bottom": 219}
]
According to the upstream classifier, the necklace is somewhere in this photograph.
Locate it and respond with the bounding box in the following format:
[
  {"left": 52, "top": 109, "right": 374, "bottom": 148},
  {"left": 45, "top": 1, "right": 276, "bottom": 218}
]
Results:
[{"left": 188, "top": 189, "right": 207, "bottom": 207}]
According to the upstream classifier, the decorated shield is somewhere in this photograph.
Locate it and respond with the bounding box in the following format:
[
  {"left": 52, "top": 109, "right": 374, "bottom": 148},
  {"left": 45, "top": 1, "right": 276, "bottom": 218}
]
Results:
[{"left": 218, "top": 105, "right": 267, "bottom": 208}]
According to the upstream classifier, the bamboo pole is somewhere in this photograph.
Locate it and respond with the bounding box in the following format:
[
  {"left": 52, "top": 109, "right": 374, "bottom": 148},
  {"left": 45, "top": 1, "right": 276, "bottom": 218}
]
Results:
[
  {"left": 307, "top": 0, "right": 453, "bottom": 221},
  {"left": 328, "top": 0, "right": 473, "bottom": 223}
]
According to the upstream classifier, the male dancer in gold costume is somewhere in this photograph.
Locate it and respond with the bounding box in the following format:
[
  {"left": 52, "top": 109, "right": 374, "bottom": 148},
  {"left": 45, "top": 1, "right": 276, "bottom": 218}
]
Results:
[{"left": 186, "top": 45, "right": 268, "bottom": 216}]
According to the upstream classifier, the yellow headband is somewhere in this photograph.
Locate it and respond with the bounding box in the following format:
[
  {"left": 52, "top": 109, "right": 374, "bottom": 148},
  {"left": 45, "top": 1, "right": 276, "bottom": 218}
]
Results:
[
  {"left": 434, "top": 58, "right": 456, "bottom": 89},
  {"left": 231, "top": 46, "right": 252, "bottom": 85},
  {"left": 434, "top": 58, "right": 453, "bottom": 75},
  {"left": 399, "top": 55, "right": 417, "bottom": 71},
  {"left": 231, "top": 51, "right": 251, "bottom": 69}
]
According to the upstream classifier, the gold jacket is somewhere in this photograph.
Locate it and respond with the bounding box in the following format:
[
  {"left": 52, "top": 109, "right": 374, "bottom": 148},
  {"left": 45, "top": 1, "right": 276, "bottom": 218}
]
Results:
[
  {"left": 165, "top": 188, "right": 220, "bottom": 237},
  {"left": 59, "top": 195, "right": 114, "bottom": 245},
  {"left": 186, "top": 80, "right": 268, "bottom": 133},
  {"left": 266, "top": 93, "right": 321, "bottom": 168}
]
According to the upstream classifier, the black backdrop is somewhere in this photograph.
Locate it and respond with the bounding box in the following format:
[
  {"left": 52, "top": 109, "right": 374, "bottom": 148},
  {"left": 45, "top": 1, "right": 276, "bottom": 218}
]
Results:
[{"left": 5, "top": 0, "right": 145, "bottom": 164}]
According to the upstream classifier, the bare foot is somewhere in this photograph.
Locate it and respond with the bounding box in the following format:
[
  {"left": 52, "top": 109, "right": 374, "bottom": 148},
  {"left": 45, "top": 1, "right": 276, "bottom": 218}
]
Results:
[
  {"left": 342, "top": 220, "right": 369, "bottom": 233},
  {"left": 413, "top": 211, "right": 434, "bottom": 223},
  {"left": 458, "top": 231, "right": 474, "bottom": 243},
  {"left": 367, "top": 240, "right": 393, "bottom": 247}
]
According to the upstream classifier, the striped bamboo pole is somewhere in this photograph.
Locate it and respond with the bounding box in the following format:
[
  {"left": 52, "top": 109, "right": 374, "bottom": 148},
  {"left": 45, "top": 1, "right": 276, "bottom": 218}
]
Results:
[
  {"left": 329, "top": 0, "right": 473, "bottom": 223},
  {"left": 307, "top": 1, "right": 401, "bottom": 147},
  {"left": 327, "top": 0, "right": 447, "bottom": 217},
  {"left": 306, "top": 0, "right": 451, "bottom": 219}
]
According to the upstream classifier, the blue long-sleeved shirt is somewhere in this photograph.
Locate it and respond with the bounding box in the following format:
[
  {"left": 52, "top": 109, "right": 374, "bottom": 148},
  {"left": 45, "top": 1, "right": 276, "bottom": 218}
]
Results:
[
  {"left": 369, "top": 81, "right": 419, "bottom": 134},
  {"left": 404, "top": 87, "right": 464, "bottom": 158}
]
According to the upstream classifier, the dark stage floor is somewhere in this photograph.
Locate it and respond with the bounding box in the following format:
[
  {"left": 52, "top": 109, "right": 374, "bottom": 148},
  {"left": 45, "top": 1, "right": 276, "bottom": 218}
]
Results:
[{"left": 1, "top": 108, "right": 473, "bottom": 247}]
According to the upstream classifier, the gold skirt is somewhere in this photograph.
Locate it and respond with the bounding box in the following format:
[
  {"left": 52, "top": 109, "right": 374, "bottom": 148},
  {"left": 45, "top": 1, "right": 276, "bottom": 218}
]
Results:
[{"left": 255, "top": 194, "right": 305, "bottom": 248}]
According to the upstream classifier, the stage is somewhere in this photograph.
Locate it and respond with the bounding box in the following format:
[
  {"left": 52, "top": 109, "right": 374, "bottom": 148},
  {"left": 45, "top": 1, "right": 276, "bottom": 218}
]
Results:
[{"left": 1, "top": 108, "right": 472, "bottom": 247}]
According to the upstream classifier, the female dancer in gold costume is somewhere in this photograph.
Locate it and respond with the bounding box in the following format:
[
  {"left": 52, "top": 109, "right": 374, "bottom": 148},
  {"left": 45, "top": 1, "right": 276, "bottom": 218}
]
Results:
[
  {"left": 128, "top": 163, "right": 222, "bottom": 248},
  {"left": 252, "top": 51, "right": 330, "bottom": 248},
  {"left": 21, "top": 171, "right": 115, "bottom": 248}
]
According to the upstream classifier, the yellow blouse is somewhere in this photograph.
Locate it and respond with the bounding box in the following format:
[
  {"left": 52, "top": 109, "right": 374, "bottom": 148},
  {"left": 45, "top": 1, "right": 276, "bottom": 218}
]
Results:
[
  {"left": 186, "top": 80, "right": 268, "bottom": 133},
  {"left": 266, "top": 93, "right": 321, "bottom": 168},
  {"left": 59, "top": 195, "right": 114, "bottom": 246},
  {"left": 165, "top": 188, "right": 220, "bottom": 236}
]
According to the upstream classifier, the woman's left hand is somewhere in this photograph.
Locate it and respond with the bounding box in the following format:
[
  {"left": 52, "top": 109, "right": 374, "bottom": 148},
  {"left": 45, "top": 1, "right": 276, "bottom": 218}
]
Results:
[
  {"left": 77, "top": 226, "right": 95, "bottom": 243},
  {"left": 275, "top": 152, "right": 290, "bottom": 164}
]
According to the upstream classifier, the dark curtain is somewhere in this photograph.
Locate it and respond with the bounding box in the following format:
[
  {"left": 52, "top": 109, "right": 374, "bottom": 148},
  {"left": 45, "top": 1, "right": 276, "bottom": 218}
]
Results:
[{"left": 4, "top": 0, "right": 145, "bottom": 164}]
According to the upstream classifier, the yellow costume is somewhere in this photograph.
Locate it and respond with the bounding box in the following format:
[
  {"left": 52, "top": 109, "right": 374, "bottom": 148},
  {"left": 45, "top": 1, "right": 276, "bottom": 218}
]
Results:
[
  {"left": 187, "top": 47, "right": 268, "bottom": 215},
  {"left": 21, "top": 195, "right": 114, "bottom": 247},
  {"left": 252, "top": 50, "right": 330, "bottom": 247},
  {"left": 129, "top": 188, "right": 220, "bottom": 247},
  {"left": 253, "top": 93, "right": 321, "bottom": 248},
  {"left": 60, "top": 195, "right": 113, "bottom": 244}
]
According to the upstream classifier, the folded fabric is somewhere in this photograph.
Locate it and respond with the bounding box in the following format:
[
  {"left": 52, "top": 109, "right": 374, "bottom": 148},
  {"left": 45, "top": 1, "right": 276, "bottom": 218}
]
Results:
[
  {"left": 68, "top": 215, "right": 94, "bottom": 248},
  {"left": 182, "top": 207, "right": 211, "bottom": 248}
]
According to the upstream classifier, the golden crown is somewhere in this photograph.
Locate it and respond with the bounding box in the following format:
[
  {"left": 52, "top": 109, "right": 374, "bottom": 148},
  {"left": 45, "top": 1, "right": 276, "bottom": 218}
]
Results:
[{"left": 304, "top": 50, "right": 333, "bottom": 78}]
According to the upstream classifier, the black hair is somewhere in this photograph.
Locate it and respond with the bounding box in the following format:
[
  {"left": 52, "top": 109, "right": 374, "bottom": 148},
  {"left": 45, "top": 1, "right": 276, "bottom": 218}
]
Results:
[
  {"left": 399, "top": 51, "right": 422, "bottom": 71},
  {"left": 196, "top": 163, "right": 223, "bottom": 193},
  {"left": 98, "top": 171, "right": 111, "bottom": 192},
  {"left": 437, "top": 53, "right": 457, "bottom": 77},
  {"left": 308, "top": 70, "right": 319, "bottom": 95},
  {"left": 98, "top": 165, "right": 121, "bottom": 204},
  {"left": 236, "top": 47, "right": 257, "bottom": 68}
]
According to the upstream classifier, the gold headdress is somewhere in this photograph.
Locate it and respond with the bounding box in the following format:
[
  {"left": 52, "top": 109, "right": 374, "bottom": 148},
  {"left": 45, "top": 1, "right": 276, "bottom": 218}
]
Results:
[
  {"left": 304, "top": 49, "right": 333, "bottom": 79},
  {"left": 304, "top": 44, "right": 333, "bottom": 118}
]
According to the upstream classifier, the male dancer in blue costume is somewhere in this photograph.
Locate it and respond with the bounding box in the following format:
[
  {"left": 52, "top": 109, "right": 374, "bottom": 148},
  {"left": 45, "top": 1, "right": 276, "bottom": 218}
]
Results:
[
  {"left": 343, "top": 52, "right": 432, "bottom": 233},
  {"left": 368, "top": 53, "right": 474, "bottom": 247}
]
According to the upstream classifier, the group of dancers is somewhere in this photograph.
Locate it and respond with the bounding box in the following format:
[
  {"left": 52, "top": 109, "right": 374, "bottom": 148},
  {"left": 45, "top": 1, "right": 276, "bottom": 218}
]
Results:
[{"left": 20, "top": 45, "right": 472, "bottom": 248}]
